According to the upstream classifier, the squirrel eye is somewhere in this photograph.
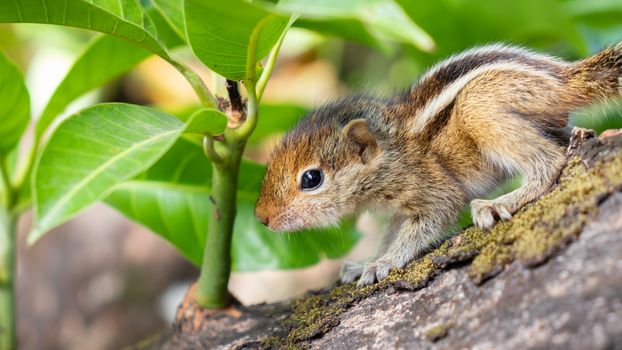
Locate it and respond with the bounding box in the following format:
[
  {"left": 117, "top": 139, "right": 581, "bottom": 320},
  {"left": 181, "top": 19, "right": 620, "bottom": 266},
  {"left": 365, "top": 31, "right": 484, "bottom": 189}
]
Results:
[{"left": 300, "top": 169, "right": 323, "bottom": 191}]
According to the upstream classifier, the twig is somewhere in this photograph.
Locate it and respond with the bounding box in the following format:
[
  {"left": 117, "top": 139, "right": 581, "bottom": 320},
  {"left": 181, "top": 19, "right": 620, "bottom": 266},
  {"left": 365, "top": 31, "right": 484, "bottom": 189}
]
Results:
[{"left": 226, "top": 79, "right": 244, "bottom": 114}]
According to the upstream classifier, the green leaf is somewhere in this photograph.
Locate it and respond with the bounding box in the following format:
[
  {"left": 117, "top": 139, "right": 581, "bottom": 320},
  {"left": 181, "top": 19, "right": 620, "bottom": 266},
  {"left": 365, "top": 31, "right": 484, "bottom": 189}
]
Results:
[
  {"left": 31, "top": 103, "right": 185, "bottom": 243},
  {"left": 0, "top": 51, "right": 30, "bottom": 154},
  {"left": 570, "top": 98, "right": 622, "bottom": 133},
  {"left": 105, "top": 138, "right": 210, "bottom": 265},
  {"left": 0, "top": 0, "right": 170, "bottom": 58},
  {"left": 232, "top": 202, "right": 360, "bottom": 271},
  {"left": 105, "top": 137, "right": 264, "bottom": 265},
  {"left": 184, "top": 0, "right": 290, "bottom": 80},
  {"left": 169, "top": 102, "right": 307, "bottom": 143},
  {"left": 396, "top": 0, "right": 587, "bottom": 58},
  {"left": 279, "top": 0, "right": 434, "bottom": 51},
  {"left": 185, "top": 108, "right": 228, "bottom": 135},
  {"left": 278, "top": 0, "right": 383, "bottom": 17},
  {"left": 105, "top": 137, "right": 360, "bottom": 270},
  {"left": 564, "top": 0, "right": 622, "bottom": 18},
  {"left": 36, "top": 35, "right": 152, "bottom": 139},
  {"left": 295, "top": 18, "right": 384, "bottom": 51},
  {"left": 152, "top": 0, "right": 185, "bottom": 40},
  {"left": 145, "top": 0, "right": 186, "bottom": 48},
  {"left": 360, "top": 1, "right": 435, "bottom": 51},
  {"left": 249, "top": 103, "right": 307, "bottom": 144}
]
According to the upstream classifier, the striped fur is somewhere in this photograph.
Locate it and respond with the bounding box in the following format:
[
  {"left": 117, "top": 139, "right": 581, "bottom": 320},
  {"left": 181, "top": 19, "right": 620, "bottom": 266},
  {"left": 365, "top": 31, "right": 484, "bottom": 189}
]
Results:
[
  {"left": 256, "top": 42, "right": 622, "bottom": 286},
  {"left": 408, "top": 44, "right": 567, "bottom": 115},
  {"left": 411, "top": 61, "right": 560, "bottom": 132}
]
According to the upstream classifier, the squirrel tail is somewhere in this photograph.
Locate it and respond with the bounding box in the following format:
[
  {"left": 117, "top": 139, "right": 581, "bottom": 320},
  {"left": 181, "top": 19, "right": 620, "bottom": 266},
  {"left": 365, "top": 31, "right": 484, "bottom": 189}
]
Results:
[{"left": 565, "top": 42, "right": 622, "bottom": 104}]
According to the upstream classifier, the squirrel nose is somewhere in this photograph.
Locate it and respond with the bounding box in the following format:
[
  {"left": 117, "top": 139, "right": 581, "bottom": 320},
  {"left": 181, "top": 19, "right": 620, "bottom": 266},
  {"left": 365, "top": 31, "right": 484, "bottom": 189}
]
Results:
[
  {"left": 258, "top": 215, "right": 269, "bottom": 226},
  {"left": 255, "top": 207, "right": 270, "bottom": 227}
]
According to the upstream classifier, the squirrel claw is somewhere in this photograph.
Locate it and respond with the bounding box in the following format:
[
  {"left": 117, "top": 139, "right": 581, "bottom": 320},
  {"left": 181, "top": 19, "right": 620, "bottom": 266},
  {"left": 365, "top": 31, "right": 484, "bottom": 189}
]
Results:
[
  {"left": 340, "top": 261, "right": 364, "bottom": 284},
  {"left": 357, "top": 266, "right": 377, "bottom": 286},
  {"left": 471, "top": 199, "right": 513, "bottom": 230},
  {"left": 356, "top": 260, "right": 394, "bottom": 286},
  {"left": 341, "top": 260, "right": 395, "bottom": 286}
]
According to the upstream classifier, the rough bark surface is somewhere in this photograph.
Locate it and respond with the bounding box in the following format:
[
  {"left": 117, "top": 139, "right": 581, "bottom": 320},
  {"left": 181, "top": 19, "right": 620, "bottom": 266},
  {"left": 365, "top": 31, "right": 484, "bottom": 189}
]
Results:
[{"left": 150, "top": 129, "right": 622, "bottom": 350}]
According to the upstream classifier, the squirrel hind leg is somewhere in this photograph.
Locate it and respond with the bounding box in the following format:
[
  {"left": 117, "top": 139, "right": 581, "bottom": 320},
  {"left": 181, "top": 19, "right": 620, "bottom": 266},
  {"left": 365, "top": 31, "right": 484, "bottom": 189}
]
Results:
[{"left": 471, "top": 133, "right": 566, "bottom": 230}]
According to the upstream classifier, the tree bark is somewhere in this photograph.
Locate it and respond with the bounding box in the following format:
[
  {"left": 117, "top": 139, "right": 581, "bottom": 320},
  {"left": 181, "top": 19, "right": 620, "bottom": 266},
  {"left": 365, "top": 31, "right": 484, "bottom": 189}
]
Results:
[{"left": 150, "top": 128, "right": 622, "bottom": 350}]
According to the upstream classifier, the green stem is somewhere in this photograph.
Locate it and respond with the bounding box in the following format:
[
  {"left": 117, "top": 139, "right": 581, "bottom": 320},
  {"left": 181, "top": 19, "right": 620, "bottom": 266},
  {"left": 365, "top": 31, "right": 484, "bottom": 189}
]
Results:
[
  {"left": 0, "top": 207, "right": 17, "bottom": 350},
  {"left": 169, "top": 60, "right": 218, "bottom": 109},
  {"left": 195, "top": 78, "right": 257, "bottom": 308},
  {"left": 256, "top": 24, "right": 289, "bottom": 102},
  {"left": 203, "top": 135, "right": 225, "bottom": 165},
  {"left": 192, "top": 16, "right": 292, "bottom": 308},
  {"left": 195, "top": 135, "right": 245, "bottom": 307},
  {"left": 0, "top": 158, "right": 14, "bottom": 211},
  {"left": 13, "top": 140, "right": 35, "bottom": 199},
  {"left": 233, "top": 81, "right": 259, "bottom": 139}
]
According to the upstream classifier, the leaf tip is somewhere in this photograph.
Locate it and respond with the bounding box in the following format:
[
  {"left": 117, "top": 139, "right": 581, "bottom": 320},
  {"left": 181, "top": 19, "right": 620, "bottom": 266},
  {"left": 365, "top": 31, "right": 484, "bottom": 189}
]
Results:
[{"left": 27, "top": 227, "right": 45, "bottom": 246}]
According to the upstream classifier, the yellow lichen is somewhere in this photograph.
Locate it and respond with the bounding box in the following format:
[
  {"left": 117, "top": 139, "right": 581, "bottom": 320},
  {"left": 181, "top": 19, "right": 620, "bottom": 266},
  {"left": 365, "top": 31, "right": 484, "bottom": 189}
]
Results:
[{"left": 424, "top": 323, "right": 452, "bottom": 342}]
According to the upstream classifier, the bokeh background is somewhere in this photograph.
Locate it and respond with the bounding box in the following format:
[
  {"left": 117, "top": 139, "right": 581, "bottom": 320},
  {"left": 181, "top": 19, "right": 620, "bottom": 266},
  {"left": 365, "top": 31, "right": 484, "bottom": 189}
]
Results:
[{"left": 1, "top": 0, "right": 621, "bottom": 349}]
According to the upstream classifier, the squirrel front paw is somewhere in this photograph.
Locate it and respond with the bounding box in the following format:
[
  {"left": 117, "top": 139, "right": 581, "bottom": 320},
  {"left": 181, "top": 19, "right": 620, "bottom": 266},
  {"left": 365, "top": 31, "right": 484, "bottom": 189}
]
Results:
[
  {"left": 355, "top": 255, "right": 413, "bottom": 286},
  {"left": 470, "top": 198, "right": 512, "bottom": 230},
  {"left": 357, "top": 260, "right": 394, "bottom": 286},
  {"left": 339, "top": 259, "right": 396, "bottom": 286}
]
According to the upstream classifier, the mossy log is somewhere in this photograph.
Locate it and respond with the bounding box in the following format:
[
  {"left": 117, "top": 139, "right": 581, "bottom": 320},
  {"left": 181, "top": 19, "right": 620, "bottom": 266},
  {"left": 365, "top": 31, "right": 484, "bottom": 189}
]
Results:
[{"left": 152, "top": 128, "right": 622, "bottom": 350}]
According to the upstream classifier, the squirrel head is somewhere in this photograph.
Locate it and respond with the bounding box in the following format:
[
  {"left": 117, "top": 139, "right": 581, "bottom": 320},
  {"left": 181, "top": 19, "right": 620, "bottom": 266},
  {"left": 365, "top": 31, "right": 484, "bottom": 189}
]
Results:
[{"left": 255, "top": 99, "right": 384, "bottom": 232}]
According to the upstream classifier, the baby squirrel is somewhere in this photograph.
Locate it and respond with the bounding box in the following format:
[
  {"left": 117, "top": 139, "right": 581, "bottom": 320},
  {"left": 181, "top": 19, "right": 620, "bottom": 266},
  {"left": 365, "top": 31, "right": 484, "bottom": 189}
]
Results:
[{"left": 255, "top": 43, "right": 622, "bottom": 286}]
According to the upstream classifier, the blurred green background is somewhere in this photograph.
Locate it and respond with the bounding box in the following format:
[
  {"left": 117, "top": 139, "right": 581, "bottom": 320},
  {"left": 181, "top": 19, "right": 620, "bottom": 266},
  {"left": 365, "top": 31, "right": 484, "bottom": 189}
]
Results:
[{"left": 1, "top": 0, "right": 621, "bottom": 349}]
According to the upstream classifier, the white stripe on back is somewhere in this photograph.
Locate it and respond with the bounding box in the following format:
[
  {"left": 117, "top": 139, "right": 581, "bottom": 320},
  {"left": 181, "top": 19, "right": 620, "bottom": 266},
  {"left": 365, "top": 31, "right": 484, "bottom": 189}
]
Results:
[{"left": 412, "top": 62, "right": 558, "bottom": 132}]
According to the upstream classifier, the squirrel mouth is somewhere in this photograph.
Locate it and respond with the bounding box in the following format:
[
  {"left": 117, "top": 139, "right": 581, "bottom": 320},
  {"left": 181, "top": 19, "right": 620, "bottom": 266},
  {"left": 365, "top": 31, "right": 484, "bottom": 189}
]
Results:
[{"left": 267, "top": 212, "right": 307, "bottom": 233}]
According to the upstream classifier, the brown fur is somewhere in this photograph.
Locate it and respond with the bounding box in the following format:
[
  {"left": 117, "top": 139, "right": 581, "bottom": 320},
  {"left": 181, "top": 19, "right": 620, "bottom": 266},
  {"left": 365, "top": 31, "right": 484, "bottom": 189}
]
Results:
[{"left": 255, "top": 43, "right": 622, "bottom": 285}]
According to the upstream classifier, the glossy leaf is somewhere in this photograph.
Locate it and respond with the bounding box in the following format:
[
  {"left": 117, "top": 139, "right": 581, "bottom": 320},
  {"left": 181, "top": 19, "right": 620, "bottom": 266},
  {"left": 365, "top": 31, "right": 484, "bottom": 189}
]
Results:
[
  {"left": 361, "top": 1, "right": 435, "bottom": 51},
  {"left": 0, "top": 51, "right": 30, "bottom": 154},
  {"left": 36, "top": 35, "right": 152, "bottom": 138},
  {"left": 232, "top": 202, "right": 360, "bottom": 271},
  {"left": 105, "top": 138, "right": 210, "bottom": 265},
  {"left": 295, "top": 18, "right": 384, "bottom": 51},
  {"left": 31, "top": 103, "right": 185, "bottom": 243},
  {"left": 145, "top": 1, "right": 185, "bottom": 48},
  {"left": 106, "top": 137, "right": 360, "bottom": 270},
  {"left": 278, "top": 0, "right": 383, "bottom": 17},
  {"left": 185, "top": 108, "right": 228, "bottom": 135},
  {"left": 185, "top": 0, "right": 290, "bottom": 80},
  {"left": 396, "top": 0, "right": 587, "bottom": 58},
  {"left": 0, "top": 0, "right": 170, "bottom": 58},
  {"left": 152, "top": 0, "right": 185, "bottom": 40},
  {"left": 279, "top": 0, "right": 434, "bottom": 51}
]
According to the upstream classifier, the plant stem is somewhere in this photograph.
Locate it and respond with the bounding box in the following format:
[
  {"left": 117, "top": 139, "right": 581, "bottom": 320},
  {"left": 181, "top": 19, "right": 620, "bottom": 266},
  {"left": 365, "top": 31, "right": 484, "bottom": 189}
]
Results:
[
  {"left": 256, "top": 16, "right": 296, "bottom": 101},
  {"left": 0, "top": 158, "right": 13, "bottom": 210},
  {"left": 256, "top": 32, "right": 286, "bottom": 102},
  {"left": 233, "top": 81, "right": 259, "bottom": 139},
  {"left": 169, "top": 60, "right": 218, "bottom": 109},
  {"left": 187, "top": 17, "right": 292, "bottom": 308},
  {"left": 195, "top": 86, "right": 257, "bottom": 307},
  {"left": 195, "top": 135, "right": 245, "bottom": 307},
  {"left": 203, "top": 135, "right": 224, "bottom": 165},
  {"left": 0, "top": 207, "right": 17, "bottom": 350}
]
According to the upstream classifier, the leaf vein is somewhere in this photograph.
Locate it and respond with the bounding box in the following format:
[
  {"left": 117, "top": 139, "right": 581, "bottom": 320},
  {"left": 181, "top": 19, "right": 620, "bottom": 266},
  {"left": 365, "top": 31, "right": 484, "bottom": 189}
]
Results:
[
  {"left": 38, "top": 128, "right": 180, "bottom": 228},
  {"left": 12, "top": 0, "right": 24, "bottom": 21}
]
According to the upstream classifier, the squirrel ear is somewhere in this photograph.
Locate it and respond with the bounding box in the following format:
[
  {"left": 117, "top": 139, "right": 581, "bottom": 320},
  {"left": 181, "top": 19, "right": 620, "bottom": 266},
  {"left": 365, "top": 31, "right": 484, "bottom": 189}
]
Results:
[{"left": 342, "top": 119, "right": 379, "bottom": 164}]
